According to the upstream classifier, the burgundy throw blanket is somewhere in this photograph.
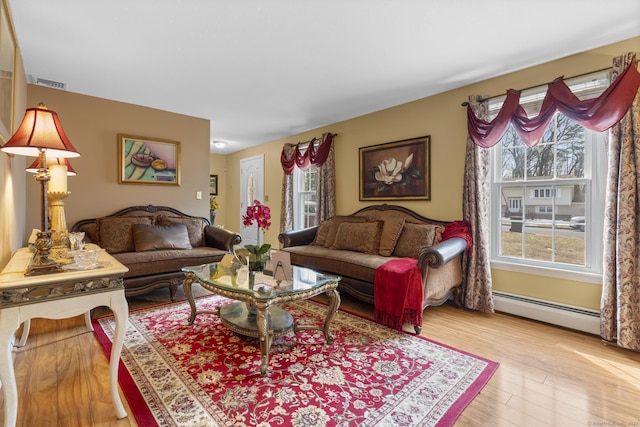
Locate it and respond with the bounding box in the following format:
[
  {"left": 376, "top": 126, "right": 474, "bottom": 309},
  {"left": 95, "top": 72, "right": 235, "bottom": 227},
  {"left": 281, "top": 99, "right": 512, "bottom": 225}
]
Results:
[
  {"left": 374, "top": 258, "right": 423, "bottom": 332},
  {"left": 442, "top": 220, "right": 473, "bottom": 257}
]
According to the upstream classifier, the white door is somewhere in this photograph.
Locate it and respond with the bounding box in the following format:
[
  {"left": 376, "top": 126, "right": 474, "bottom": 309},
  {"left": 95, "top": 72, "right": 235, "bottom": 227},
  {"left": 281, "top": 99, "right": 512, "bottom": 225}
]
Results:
[{"left": 240, "top": 154, "right": 265, "bottom": 247}]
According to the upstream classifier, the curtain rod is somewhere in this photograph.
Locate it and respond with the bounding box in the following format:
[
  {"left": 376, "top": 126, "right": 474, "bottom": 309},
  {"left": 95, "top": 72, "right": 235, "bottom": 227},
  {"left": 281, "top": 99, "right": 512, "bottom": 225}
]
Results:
[
  {"left": 294, "top": 133, "right": 338, "bottom": 147},
  {"left": 460, "top": 65, "right": 615, "bottom": 107}
]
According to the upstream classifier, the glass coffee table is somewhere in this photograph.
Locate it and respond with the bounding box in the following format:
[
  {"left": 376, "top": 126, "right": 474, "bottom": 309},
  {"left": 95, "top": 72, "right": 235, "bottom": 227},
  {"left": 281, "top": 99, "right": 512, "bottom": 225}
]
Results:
[{"left": 182, "top": 261, "right": 341, "bottom": 376}]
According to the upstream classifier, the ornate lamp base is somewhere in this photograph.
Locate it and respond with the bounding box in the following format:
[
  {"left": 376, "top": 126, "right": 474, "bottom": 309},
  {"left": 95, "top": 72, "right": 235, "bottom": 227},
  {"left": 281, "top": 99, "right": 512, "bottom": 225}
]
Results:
[{"left": 26, "top": 231, "right": 62, "bottom": 276}]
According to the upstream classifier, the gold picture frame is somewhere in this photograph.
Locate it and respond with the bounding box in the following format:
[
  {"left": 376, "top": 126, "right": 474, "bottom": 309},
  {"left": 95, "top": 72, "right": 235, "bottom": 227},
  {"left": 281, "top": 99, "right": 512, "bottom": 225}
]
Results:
[
  {"left": 0, "top": 1, "right": 16, "bottom": 143},
  {"left": 359, "top": 135, "right": 431, "bottom": 201},
  {"left": 118, "top": 134, "right": 181, "bottom": 185}
]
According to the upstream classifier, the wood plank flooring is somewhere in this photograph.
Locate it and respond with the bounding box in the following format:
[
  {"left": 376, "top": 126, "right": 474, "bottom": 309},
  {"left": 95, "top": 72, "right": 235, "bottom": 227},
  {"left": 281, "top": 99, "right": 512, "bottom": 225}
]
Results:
[{"left": 2, "top": 284, "right": 639, "bottom": 426}]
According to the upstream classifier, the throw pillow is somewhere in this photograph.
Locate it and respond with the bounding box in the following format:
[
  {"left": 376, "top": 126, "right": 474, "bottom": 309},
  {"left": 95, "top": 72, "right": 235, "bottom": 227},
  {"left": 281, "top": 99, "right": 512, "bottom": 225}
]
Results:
[
  {"left": 377, "top": 217, "right": 406, "bottom": 256},
  {"left": 324, "top": 215, "right": 368, "bottom": 248},
  {"left": 330, "top": 220, "right": 384, "bottom": 254},
  {"left": 311, "top": 220, "right": 331, "bottom": 246},
  {"left": 132, "top": 223, "right": 192, "bottom": 252},
  {"left": 392, "top": 222, "right": 444, "bottom": 258},
  {"left": 96, "top": 215, "right": 154, "bottom": 253},
  {"left": 156, "top": 215, "right": 206, "bottom": 247}
]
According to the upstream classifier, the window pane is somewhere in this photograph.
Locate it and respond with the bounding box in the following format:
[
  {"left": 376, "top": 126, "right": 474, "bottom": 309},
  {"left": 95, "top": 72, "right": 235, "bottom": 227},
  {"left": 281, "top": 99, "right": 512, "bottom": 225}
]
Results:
[
  {"left": 527, "top": 143, "right": 554, "bottom": 179},
  {"left": 499, "top": 183, "right": 587, "bottom": 266}
]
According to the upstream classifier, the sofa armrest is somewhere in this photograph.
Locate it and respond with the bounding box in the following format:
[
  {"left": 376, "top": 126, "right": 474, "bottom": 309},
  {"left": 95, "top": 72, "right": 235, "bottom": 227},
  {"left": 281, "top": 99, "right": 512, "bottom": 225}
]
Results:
[
  {"left": 278, "top": 226, "right": 318, "bottom": 248},
  {"left": 418, "top": 237, "right": 468, "bottom": 268},
  {"left": 204, "top": 225, "right": 242, "bottom": 253}
]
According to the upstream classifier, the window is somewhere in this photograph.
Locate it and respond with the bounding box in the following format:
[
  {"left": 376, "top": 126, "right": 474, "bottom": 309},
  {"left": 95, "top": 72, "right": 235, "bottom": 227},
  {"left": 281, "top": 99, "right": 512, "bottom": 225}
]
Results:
[
  {"left": 489, "top": 71, "right": 609, "bottom": 277},
  {"left": 293, "top": 165, "right": 318, "bottom": 229}
]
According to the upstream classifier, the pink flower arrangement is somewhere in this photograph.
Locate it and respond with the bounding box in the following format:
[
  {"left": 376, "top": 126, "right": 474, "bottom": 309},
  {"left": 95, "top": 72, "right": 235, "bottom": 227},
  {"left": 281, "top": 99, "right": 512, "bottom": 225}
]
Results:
[
  {"left": 242, "top": 200, "right": 271, "bottom": 230},
  {"left": 242, "top": 200, "right": 272, "bottom": 258}
]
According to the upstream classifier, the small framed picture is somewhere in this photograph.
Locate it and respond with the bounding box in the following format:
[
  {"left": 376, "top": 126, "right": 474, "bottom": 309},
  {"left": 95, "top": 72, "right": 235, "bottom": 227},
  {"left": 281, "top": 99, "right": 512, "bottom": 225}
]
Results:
[
  {"left": 209, "top": 174, "right": 218, "bottom": 195},
  {"left": 118, "top": 134, "right": 181, "bottom": 185}
]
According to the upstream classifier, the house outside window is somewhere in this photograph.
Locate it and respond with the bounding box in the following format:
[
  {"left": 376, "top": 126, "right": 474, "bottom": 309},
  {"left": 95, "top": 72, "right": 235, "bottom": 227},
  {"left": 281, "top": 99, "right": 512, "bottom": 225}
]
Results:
[
  {"left": 293, "top": 165, "right": 318, "bottom": 229},
  {"left": 489, "top": 70, "right": 609, "bottom": 278}
]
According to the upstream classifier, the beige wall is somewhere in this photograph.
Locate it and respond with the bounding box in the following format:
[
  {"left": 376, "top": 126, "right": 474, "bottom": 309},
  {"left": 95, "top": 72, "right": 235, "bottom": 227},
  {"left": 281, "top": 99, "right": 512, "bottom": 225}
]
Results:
[
  {"left": 24, "top": 87, "right": 212, "bottom": 241},
  {"left": 209, "top": 153, "right": 227, "bottom": 227},
  {"left": 0, "top": 0, "right": 27, "bottom": 266},
  {"left": 225, "top": 36, "right": 640, "bottom": 311}
]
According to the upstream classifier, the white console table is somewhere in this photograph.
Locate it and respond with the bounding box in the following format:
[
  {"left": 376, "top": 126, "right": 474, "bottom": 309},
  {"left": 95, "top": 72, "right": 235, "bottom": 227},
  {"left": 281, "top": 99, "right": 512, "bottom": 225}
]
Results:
[{"left": 0, "top": 244, "right": 129, "bottom": 427}]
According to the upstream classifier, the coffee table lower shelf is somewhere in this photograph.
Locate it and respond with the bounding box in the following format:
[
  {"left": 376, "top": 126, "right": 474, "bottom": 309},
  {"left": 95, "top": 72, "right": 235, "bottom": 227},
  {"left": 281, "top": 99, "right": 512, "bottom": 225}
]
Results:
[{"left": 219, "top": 302, "right": 294, "bottom": 338}]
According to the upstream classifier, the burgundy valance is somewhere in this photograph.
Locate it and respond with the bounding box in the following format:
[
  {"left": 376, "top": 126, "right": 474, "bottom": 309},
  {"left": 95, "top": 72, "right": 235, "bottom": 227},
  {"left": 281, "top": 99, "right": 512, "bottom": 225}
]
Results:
[
  {"left": 280, "top": 132, "right": 334, "bottom": 175},
  {"left": 468, "top": 56, "right": 640, "bottom": 148}
]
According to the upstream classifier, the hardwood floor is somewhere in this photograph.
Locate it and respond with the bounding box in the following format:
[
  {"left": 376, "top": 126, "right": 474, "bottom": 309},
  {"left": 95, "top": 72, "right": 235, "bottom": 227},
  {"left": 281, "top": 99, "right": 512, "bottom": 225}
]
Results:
[{"left": 3, "top": 285, "right": 639, "bottom": 426}]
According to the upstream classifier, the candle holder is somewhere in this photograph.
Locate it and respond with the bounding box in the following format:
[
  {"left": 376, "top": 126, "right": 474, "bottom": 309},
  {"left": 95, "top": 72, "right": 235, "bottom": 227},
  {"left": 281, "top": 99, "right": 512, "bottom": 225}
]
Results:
[{"left": 48, "top": 190, "right": 70, "bottom": 247}]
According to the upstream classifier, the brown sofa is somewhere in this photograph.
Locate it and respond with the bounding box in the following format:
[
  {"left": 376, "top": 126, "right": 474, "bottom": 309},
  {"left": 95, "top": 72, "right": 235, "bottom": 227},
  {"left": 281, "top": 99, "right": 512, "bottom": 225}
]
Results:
[
  {"left": 71, "top": 205, "right": 241, "bottom": 301},
  {"left": 278, "top": 204, "right": 467, "bottom": 314}
]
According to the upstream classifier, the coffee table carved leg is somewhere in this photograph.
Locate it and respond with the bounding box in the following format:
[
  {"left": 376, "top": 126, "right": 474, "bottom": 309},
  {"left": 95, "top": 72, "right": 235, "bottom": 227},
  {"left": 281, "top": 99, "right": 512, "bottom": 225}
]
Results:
[
  {"left": 183, "top": 275, "right": 198, "bottom": 324},
  {"left": 293, "top": 285, "right": 341, "bottom": 344},
  {"left": 256, "top": 307, "right": 272, "bottom": 376},
  {"left": 323, "top": 288, "right": 341, "bottom": 344}
]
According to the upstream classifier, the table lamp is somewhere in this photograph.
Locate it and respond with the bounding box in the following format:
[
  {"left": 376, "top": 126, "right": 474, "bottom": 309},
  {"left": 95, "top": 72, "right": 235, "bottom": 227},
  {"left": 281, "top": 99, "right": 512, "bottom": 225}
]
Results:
[
  {"left": 1, "top": 104, "right": 80, "bottom": 275},
  {"left": 26, "top": 157, "right": 77, "bottom": 247}
]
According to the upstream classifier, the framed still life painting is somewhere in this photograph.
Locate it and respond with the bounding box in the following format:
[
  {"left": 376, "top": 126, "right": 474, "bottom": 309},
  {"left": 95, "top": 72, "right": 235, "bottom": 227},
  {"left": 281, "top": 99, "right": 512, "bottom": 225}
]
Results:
[
  {"left": 118, "top": 134, "right": 181, "bottom": 185},
  {"left": 359, "top": 135, "right": 431, "bottom": 201}
]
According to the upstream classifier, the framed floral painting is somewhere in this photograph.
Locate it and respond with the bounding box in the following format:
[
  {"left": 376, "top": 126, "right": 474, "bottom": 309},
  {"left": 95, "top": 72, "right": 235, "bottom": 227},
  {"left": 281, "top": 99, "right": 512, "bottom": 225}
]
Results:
[{"left": 359, "top": 135, "right": 431, "bottom": 201}]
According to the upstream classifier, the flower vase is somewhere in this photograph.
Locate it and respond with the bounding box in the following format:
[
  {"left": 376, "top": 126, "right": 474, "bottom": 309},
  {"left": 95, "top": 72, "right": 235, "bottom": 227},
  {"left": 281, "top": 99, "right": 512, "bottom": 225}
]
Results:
[
  {"left": 209, "top": 210, "right": 216, "bottom": 225},
  {"left": 248, "top": 253, "right": 267, "bottom": 272}
]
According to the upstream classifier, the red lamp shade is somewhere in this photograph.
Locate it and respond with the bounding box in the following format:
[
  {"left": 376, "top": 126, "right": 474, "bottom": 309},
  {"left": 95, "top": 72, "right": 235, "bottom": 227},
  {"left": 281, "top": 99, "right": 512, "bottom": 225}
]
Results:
[
  {"left": 0, "top": 104, "right": 80, "bottom": 158},
  {"left": 26, "top": 157, "right": 77, "bottom": 176}
]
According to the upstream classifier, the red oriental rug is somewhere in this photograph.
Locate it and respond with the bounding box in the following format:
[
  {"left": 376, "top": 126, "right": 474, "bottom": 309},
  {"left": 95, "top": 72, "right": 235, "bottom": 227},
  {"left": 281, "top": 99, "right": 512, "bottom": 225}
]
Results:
[{"left": 94, "top": 295, "right": 498, "bottom": 426}]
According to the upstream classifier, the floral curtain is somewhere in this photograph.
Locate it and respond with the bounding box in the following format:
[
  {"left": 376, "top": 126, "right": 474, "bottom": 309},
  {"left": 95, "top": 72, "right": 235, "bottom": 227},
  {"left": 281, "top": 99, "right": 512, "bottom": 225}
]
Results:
[
  {"left": 462, "top": 95, "right": 495, "bottom": 312},
  {"left": 467, "top": 57, "right": 640, "bottom": 148},
  {"left": 601, "top": 53, "right": 640, "bottom": 351},
  {"left": 316, "top": 139, "right": 336, "bottom": 223},
  {"left": 279, "top": 144, "right": 296, "bottom": 233}
]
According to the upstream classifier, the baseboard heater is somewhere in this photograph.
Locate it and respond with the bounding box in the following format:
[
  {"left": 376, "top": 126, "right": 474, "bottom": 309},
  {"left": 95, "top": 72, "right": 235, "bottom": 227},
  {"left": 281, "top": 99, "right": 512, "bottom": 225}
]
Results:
[{"left": 492, "top": 291, "right": 600, "bottom": 335}]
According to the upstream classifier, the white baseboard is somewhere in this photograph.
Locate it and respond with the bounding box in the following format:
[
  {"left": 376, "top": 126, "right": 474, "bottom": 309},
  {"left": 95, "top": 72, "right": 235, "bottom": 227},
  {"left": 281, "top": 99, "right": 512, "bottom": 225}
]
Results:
[{"left": 493, "top": 291, "right": 600, "bottom": 335}]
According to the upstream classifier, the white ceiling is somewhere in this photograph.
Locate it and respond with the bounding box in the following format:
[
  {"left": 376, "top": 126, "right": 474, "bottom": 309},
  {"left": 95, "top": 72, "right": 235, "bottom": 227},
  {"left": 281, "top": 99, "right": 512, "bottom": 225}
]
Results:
[{"left": 8, "top": 1, "right": 640, "bottom": 154}]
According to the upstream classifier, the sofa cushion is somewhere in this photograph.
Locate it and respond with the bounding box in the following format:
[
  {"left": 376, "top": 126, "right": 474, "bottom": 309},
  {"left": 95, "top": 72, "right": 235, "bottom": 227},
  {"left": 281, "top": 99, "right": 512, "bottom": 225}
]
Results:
[
  {"left": 331, "top": 220, "right": 383, "bottom": 254},
  {"left": 392, "top": 223, "right": 444, "bottom": 258},
  {"left": 133, "top": 223, "right": 192, "bottom": 252},
  {"left": 113, "top": 247, "right": 227, "bottom": 278},
  {"left": 377, "top": 217, "right": 405, "bottom": 256},
  {"left": 324, "top": 215, "right": 368, "bottom": 248},
  {"left": 156, "top": 215, "right": 206, "bottom": 247},
  {"left": 282, "top": 245, "right": 391, "bottom": 284},
  {"left": 97, "top": 215, "right": 154, "bottom": 253}
]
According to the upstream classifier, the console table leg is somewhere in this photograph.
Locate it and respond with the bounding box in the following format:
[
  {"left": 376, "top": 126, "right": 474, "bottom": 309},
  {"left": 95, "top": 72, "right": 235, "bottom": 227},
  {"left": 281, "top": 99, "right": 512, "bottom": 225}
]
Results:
[
  {"left": 109, "top": 293, "right": 129, "bottom": 419},
  {"left": 0, "top": 311, "right": 20, "bottom": 427}
]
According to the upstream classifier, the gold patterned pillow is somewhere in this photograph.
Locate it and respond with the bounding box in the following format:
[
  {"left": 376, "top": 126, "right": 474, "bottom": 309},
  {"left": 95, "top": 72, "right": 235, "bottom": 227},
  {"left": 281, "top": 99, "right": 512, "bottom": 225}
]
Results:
[
  {"left": 330, "top": 221, "right": 384, "bottom": 254},
  {"left": 392, "top": 223, "right": 444, "bottom": 258},
  {"left": 311, "top": 220, "right": 332, "bottom": 246},
  {"left": 97, "top": 216, "right": 154, "bottom": 253},
  {"left": 377, "top": 217, "right": 406, "bottom": 256},
  {"left": 323, "top": 215, "right": 368, "bottom": 248}
]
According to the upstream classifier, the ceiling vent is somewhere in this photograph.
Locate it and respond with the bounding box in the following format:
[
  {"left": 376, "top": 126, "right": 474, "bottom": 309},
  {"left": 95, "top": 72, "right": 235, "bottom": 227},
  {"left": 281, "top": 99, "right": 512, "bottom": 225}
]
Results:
[{"left": 27, "top": 75, "right": 66, "bottom": 90}]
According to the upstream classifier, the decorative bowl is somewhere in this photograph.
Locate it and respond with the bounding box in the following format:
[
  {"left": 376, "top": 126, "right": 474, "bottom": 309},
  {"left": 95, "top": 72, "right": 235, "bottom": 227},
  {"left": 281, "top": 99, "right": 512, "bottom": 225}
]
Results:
[{"left": 70, "top": 249, "right": 101, "bottom": 269}]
